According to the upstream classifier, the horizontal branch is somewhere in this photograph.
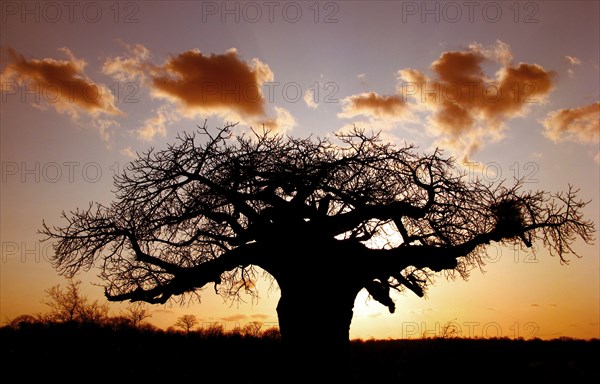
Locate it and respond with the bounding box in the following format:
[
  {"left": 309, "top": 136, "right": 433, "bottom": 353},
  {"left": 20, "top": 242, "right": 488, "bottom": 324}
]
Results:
[
  {"left": 105, "top": 242, "right": 265, "bottom": 304},
  {"left": 318, "top": 201, "right": 428, "bottom": 237}
]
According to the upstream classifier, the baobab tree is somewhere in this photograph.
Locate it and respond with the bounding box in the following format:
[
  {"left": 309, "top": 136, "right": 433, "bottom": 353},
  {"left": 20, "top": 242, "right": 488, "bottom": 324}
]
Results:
[{"left": 41, "top": 123, "right": 595, "bottom": 376}]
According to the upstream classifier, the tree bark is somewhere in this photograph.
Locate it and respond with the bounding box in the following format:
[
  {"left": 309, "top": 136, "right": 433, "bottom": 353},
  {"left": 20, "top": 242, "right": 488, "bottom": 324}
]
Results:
[
  {"left": 256, "top": 236, "right": 371, "bottom": 381},
  {"left": 273, "top": 273, "right": 361, "bottom": 381}
]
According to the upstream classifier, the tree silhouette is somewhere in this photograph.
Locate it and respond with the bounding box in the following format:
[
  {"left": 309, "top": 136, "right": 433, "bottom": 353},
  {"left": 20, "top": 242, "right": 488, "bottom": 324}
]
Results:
[
  {"left": 6, "top": 314, "right": 40, "bottom": 329},
  {"left": 199, "top": 322, "right": 225, "bottom": 338},
  {"left": 42, "top": 279, "right": 109, "bottom": 324},
  {"left": 241, "top": 321, "right": 264, "bottom": 337},
  {"left": 41, "top": 123, "right": 595, "bottom": 378},
  {"left": 121, "top": 302, "right": 152, "bottom": 329},
  {"left": 174, "top": 314, "right": 198, "bottom": 334}
]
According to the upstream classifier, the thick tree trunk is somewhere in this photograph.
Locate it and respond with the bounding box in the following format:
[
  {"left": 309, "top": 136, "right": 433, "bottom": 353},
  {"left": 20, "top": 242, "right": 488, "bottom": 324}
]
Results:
[
  {"left": 259, "top": 237, "right": 368, "bottom": 381},
  {"left": 274, "top": 280, "right": 361, "bottom": 381}
]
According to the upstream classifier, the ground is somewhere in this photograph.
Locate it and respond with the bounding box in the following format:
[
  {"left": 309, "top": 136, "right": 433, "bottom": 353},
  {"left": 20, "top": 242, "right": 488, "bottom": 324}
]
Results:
[{"left": 2, "top": 324, "right": 598, "bottom": 383}]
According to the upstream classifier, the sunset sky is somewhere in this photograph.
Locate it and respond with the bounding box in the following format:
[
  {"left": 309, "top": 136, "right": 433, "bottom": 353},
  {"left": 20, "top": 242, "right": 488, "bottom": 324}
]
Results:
[{"left": 1, "top": 1, "right": 599, "bottom": 340}]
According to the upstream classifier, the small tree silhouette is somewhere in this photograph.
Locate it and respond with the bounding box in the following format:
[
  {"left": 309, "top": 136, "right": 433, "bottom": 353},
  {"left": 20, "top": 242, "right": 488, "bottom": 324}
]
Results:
[
  {"left": 440, "top": 319, "right": 460, "bottom": 338},
  {"left": 42, "top": 279, "right": 109, "bottom": 324},
  {"left": 200, "top": 322, "right": 225, "bottom": 338},
  {"left": 261, "top": 326, "right": 281, "bottom": 340},
  {"left": 242, "top": 321, "right": 263, "bottom": 337},
  {"left": 174, "top": 314, "right": 198, "bottom": 334},
  {"left": 41, "top": 123, "right": 596, "bottom": 378},
  {"left": 6, "top": 314, "right": 40, "bottom": 329},
  {"left": 121, "top": 302, "right": 152, "bottom": 329}
]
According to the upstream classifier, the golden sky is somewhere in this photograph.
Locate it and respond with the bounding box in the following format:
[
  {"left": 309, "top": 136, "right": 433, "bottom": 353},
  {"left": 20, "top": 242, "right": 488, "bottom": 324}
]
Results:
[{"left": 1, "top": 1, "right": 599, "bottom": 340}]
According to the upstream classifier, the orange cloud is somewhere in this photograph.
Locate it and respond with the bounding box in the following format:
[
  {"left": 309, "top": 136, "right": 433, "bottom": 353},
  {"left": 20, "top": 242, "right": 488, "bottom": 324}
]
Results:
[
  {"left": 104, "top": 45, "right": 291, "bottom": 136},
  {"left": 255, "top": 106, "right": 297, "bottom": 134},
  {"left": 542, "top": 102, "right": 600, "bottom": 144},
  {"left": 152, "top": 48, "right": 273, "bottom": 118},
  {"left": 337, "top": 41, "right": 554, "bottom": 159},
  {"left": 485, "top": 63, "right": 554, "bottom": 117},
  {"left": 104, "top": 46, "right": 273, "bottom": 118},
  {"left": 396, "top": 41, "right": 555, "bottom": 159},
  {"left": 102, "top": 43, "right": 151, "bottom": 82},
  {"left": 304, "top": 88, "right": 318, "bottom": 109},
  {"left": 430, "top": 50, "right": 486, "bottom": 84},
  {"left": 338, "top": 92, "right": 408, "bottom": 119},
  {"left": 1, "top": 47, "right": 121, "bottom": 118},
  {"left": 137, "top": 105, "right": 181, "bottom": 141}
]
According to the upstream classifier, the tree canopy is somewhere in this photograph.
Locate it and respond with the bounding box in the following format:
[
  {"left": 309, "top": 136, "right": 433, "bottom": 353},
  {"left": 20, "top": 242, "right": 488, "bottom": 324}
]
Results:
[{"left": 41, "top": 122, "right": 595, "bottom": 349}]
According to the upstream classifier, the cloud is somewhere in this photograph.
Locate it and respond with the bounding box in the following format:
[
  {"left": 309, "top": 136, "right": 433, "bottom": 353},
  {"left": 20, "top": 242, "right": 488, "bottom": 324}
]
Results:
[
  {"left": 220, "top": 314, "right": 248, "bottom": 322},
  {"left": 336, "top": 90, "right": 422, "bottom": 147},
  {"left": 104, "top": 45, "right": 292, "bottom": 134},
  {"left": 255, "top": 106, "right": 297, "bottom": 134},
  {"left": 564, "top": 55, "right": 582, "bottom": 78},
  {"left": 469, "top": 40, "right": 513, "bottom": 67},
  {"left": 357, "top": 73, "right": 367, "bottom": 86},
  {"left": 1, "top": 47, "right": 122, "bottom": 119},
  {"left": 338, "top": 92, "right": 408, "bottom": 119},
  {"left": 103, "top": 46, "right": 274, "bottom": 117},
  {"left": 137, "top": 105, "right": 181, "bottom": 141},
  {"left": 120, "top": 146, "right": 138, "bottom": 159},
  {"left": 250, "top": 314, "right": 270, "bottom": 319},
  {"left": 138, "top": 111, "right": 167, "bottom": 141},
  {"left": 304, "top": 88, "right": 318, "bottom": 109},
  {"left": 152, "top": 309, "right": 175, "bottom": 315},
  {"left": 151, "top": 48, "right": 273, "bottom": 118},
  {"left": 396, "top": 40, "right": 555, "bottom": 160},
  {"left": 542, "top": 102, "right": 600, "bottom": 144},
  {"left": 92, "top": 119, "right": 120, "bottom": 143},
  {"left": 336, "top": 41, "right": 554, "bottom": 160},
  {"left": 102, "top": 42, "right": 151, "bottom": 82},
  {"left": 407, "top": 307, "right": 434, "bottom": 315}
]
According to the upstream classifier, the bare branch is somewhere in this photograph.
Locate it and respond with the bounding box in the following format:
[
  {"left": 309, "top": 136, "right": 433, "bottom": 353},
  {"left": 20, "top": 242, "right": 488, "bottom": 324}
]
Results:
[{"left": 40, "top": 124, "right": 595, "bottom": 312}]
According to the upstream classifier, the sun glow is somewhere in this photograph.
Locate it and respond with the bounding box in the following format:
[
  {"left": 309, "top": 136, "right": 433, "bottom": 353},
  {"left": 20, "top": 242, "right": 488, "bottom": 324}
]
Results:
[{"left": 352, "top": 288, "right": 391, "bottom": 318}]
